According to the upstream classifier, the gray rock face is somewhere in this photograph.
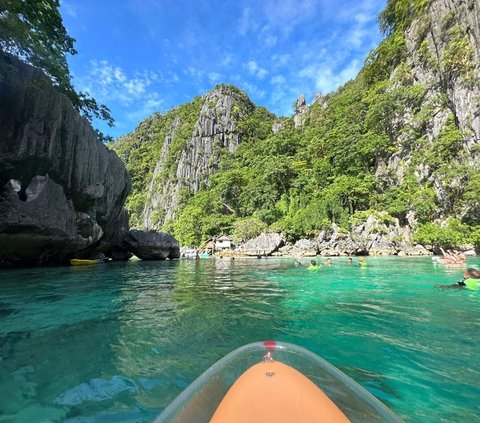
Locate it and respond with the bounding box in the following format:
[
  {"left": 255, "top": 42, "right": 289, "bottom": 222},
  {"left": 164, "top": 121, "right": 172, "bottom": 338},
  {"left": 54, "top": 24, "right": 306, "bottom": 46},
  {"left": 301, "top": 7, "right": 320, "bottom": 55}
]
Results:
[
  {"left": 278, "top": 239, "right": 318, "bottom": 257},
  {"left": 377, "top": 0, "right": 480, "bottom": 218},
  {"left": 272, "top": 120, "right": 285, "bottom": 133},
  {"left": 125, "top": 230, "right": 180, "bottom": 260},
  {"left": 237, "top": 232, "right": 285, "bottom": 256},
  {"left": 292, "top": 239, "right": 319, "bottom": 256},
  {"left": 143, "top": 86, "right": 253, "bottom": 228},
  {"left": 98, "top": 209, "right": 132, "bottom": 261},
  {"left": 0, "top": 53, "right": 131, "bottom": 264},
  {"left": 297, "top": 214, "right": 433, "bottom": 257},
  {"left": 402, "top": 245, "right": 432, "bottom": 256},
  {"left": 293, "top": 94, "right": 309, "bottom": 127},
  {"left": 317, "top": 224, "right": 365, "bottom": 256},
  {"left": 293, "top": 92, "right": 326, "bottom": 127}
]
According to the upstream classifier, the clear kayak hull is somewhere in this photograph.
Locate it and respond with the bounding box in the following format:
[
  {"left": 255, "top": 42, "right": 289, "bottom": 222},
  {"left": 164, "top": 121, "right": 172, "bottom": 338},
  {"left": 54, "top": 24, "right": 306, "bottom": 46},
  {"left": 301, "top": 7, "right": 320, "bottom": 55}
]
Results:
[{"left": 154, "top": 341, "right": 402, "bottom": 423}]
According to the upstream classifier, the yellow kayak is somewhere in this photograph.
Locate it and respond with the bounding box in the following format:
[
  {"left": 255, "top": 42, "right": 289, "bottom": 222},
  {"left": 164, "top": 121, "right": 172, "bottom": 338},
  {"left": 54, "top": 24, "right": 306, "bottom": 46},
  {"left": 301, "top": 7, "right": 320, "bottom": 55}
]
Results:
[{"left": 69, "top": 259, "right": 105, "bottom": 266}]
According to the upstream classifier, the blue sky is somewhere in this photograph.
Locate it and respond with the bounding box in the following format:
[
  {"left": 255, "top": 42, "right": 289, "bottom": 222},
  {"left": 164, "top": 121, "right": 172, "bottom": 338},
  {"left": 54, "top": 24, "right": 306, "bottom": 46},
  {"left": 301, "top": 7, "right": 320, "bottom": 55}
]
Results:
[{"left": 60, "top": 0, "right": 386, "bottom": 138}]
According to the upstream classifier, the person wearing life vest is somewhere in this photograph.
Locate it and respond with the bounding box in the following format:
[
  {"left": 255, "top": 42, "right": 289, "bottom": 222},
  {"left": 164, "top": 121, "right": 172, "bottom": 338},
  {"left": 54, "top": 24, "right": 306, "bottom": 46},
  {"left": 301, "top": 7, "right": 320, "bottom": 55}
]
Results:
[
  {"left": 358, "top": 257, "right": 367, "bottom": 267},
  {"left": 308, "top": 260, "right": 321, "bottom": 271},
  {"left": 457, "top": 268, "right": 480, "bottom": 290}
]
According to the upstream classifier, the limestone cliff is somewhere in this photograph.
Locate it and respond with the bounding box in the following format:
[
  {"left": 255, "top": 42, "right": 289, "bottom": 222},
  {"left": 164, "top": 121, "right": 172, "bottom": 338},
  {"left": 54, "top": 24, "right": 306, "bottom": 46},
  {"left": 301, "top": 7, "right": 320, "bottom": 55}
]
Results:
[
  {"left": 0, "top": 53, "right": 131, "bottom": 264},
  {"left": 111, "top": 0, "right": 480, "bottom": 251},
  {"left": 113, "top": 84, "right": 274, "bottom": 230},
  {"left": 144, "top": 86, "right": 253, "bottom": 228},
  {"left": 375, "top": 0, "right": 480, "bottom": 223}
]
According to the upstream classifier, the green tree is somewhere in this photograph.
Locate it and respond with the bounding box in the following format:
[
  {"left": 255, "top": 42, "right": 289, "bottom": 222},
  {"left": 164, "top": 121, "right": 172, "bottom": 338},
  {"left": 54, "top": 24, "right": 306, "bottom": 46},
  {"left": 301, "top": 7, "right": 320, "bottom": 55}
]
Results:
[
  {"left": 173, "top": 191, "right": 234, "bottom": 246},
  {"left": 0, "top": 0, "right": 113, "bottom": 125},
  {"left": 413, "top": 219, "right": 471, "bottom": 248},
  {"left": 232, "top": 217, "right": 267, "bottom": 243}
]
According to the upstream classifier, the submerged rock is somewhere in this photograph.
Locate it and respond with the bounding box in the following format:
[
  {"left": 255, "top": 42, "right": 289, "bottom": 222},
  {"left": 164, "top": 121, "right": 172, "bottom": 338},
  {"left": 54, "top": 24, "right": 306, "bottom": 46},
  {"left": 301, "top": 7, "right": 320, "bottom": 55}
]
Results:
[{"left": 125, "top": 230, "right": 180, "bottom": 260}]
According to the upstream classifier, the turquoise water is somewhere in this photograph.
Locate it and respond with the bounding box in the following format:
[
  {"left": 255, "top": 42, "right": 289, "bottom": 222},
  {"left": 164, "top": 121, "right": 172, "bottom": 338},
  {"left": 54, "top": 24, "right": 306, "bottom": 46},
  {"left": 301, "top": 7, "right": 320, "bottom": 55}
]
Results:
[{"left": 0, "top": 257, "right": 479, "bottom": 422}]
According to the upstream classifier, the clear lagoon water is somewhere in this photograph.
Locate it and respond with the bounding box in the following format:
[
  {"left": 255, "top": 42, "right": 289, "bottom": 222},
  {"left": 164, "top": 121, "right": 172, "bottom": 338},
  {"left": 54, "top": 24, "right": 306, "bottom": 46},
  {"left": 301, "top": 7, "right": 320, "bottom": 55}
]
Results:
[{"left": 1, "top": 256, "right": 479, "bottom": 422}]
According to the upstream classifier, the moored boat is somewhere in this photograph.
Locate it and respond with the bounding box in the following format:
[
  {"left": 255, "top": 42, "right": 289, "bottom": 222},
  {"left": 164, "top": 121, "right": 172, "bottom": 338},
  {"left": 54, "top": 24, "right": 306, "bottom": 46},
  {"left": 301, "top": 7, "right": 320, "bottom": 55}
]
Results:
[{"left": 154, "top": 341, "right": 402, "bottom": 422}]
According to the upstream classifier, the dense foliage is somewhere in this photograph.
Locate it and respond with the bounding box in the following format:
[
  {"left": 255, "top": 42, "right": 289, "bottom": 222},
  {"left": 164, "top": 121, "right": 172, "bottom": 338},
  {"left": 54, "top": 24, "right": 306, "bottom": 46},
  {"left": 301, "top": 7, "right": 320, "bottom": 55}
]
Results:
[
  {"left": 112, "top": 0, "right": 480, "bottom": 250},
  {"left": 0, "top": 0, "right": 113, "bottom": 125}
]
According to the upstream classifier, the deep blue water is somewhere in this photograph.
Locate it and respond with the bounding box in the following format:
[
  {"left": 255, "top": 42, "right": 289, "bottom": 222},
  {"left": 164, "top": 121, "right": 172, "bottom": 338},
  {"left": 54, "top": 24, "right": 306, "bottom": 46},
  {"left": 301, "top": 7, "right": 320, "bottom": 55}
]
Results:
[{"left": 0, "top": 257, "right": 479, "bottom": 422}]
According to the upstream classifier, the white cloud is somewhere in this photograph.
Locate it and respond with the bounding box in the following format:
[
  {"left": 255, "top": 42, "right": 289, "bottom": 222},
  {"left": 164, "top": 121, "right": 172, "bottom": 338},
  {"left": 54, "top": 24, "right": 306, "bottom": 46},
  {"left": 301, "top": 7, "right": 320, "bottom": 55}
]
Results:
[
  {"left": 76, "top": 60, "right": 165, "bottom": 132},
  {"left": 241, "top": 81, "right": 266, "bottom": 100},
  {"left": 346, "top": 27, "right": 369, "bottom": 48},
  {"left": 271, "top": 54, "right": 291, "bottom": 68},
  {"left": 126, "top": 92, "right": 164, "bottom": 122},
  {"left": 263, "top": 34, "right": 278, "bottom": 48},
  {"left": 257, "top": 69, "right": 267, "bottom": 79},
  {"left": 262, "top": 0, "right": 317, "bottom": 33},
  {"left": 335, "top": 0, "right": 384, "bottom": 24},
  {"left": 209, "top": 72, "right": 222, "bottom": 84},
  {"left": 246, "top": 61, "right": 267, "bottom": 79},
  {"left": 83, "top": 60, "right": 158, "bottom": 106},
  {"left": 355, "top": 13, "right": 371, "bottom": 24},
  {"left": 342, "top": 7, "right": 380, "bottom": 48},
  {"left": 184, "top": 66, "right": 204, "bottom": 79},
  {"left": 220, "top": 54, "right": 234, "bottom": 67},
  {"left": 337, "top": 60, "right": 361, "bottom": 82},
  {"left": 270, "top": 75, "right": 286, "bottom": 85},
  {"left": 298, "top": 59, "right": 360, "bottom": 93},
  {"left": 238, "top": 7, "right": 253, "bottom": 36},
  {"left": 259, "top": 26, "right": 278, "bottom": 48},
  {"left": 113, "top": 67, "right": 126, "bottom": 83}
]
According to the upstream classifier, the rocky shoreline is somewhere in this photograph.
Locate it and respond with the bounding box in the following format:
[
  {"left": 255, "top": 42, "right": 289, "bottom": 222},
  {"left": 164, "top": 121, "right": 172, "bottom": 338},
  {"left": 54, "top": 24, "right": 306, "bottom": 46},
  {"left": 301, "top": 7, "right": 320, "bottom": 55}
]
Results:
[{"left": 227, "top": 212, "right": 477, "bottom": 258}]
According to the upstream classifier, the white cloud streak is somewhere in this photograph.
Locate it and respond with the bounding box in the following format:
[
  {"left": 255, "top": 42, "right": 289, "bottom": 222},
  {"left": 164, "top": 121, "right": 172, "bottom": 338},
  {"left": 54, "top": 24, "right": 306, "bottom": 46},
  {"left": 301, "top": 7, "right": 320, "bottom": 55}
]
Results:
[
  {"left": 246, "top": 61, "right": 267, "bottom": 79},
  {"left": 82, "top": 60, "right": 158, "bottom": 106}
]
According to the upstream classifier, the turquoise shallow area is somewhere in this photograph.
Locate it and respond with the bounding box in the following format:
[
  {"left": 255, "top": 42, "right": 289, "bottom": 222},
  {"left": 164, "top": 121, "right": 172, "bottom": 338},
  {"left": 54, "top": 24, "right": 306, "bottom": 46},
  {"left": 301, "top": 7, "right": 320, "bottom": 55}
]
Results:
[{"left": 1, "top": 257, "right": 479, "bottom": 422}]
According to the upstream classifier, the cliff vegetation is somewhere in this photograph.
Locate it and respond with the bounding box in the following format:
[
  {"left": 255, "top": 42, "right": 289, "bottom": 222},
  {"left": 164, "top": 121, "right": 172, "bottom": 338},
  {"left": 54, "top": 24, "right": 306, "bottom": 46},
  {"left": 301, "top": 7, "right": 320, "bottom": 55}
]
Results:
[{"left": 111, "top": 0, "right": 480, "bottom": 252}]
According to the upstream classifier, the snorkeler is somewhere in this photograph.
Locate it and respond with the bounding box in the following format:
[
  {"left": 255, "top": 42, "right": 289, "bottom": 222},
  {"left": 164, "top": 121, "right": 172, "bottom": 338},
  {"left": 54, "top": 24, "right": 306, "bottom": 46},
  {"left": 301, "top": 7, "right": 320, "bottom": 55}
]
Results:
[
  {"left": 308, "top": 260, "right": 321, "bottom": 271},
  {"left": 358, "top": 257, "right": 367, "bottom": 267},
  {"left": 456, "top": 268, "right": 480, "bottom": 290},
  {"left": 439, "top": 268, "right": 480, "bottom": 290}
]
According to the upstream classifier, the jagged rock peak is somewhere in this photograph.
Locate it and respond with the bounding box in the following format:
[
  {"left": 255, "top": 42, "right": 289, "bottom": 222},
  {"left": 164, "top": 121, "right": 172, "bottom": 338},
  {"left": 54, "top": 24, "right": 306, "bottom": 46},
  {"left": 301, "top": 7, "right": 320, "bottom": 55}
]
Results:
[
  {"left": 293, "top": 92, "right": 326, "bottom": 127},
  {"left": 193, "top": 84, "right": 254, "bottom": 149},
  {"left": 293, "top": 94, "right": 308, "bottom": 127},
  {"left": 141, "top": 84, "right": 258, "bottom": 229},
  {"left": 312, "top": 92, "right": 327, "bottom": 108},
  {"left": 294, "top": 94, "right": 307, "bottom": 110}
]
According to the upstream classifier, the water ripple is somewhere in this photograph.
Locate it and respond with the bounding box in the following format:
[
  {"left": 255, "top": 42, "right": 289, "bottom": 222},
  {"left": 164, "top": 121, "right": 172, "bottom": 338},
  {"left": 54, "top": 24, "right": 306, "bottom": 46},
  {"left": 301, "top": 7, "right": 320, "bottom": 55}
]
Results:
[{"left": 0, "top": 257, "right": 480, "bottom": 422}]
